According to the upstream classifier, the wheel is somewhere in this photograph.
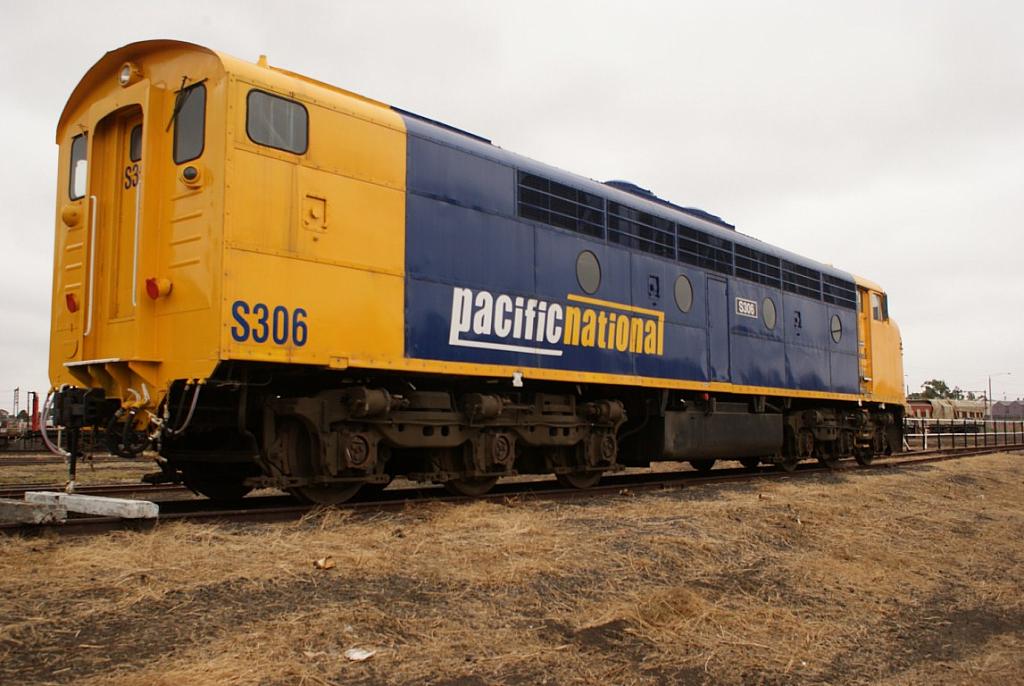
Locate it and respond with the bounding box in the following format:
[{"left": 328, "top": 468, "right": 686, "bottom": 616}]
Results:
[
  {"left": 777, "top": 455, "right": 800, "bottom": 473},
  {"left": 688, "top": 459, "right": 716, "bottom": 473},
  {"left": 290, "top": 483, "right": 363, "bottom": 505},
  {"left": 816, "top": 453, "right": 841, "bottom": 469},
  {"left": 854, "top": 450, "right": 875, "bottom": 466},
  {"left": 182, "top": 476, "right": 252, "bottom": 503},
  {"left": 556, "top": 471, "right": 602, "bottom": 489},
  {"left": 739, "top": 458, "right": 761, "bottom": 470},
  {"left": 356, "top": 477, "right": 393, "bottom": 500},
  {"left": 444, "top": 476, "right": 498, "bottom": 497},
  {"left": 180, "top": 463, "right": 254, "bottom": 503},
  {"left": 277, "top": 417, "right": 363, "bottom": 505}
]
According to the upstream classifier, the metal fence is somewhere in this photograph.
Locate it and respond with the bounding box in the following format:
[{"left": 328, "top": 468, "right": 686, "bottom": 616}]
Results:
[{"left": 903, "top": 418, "right": 1024, "bottom": 451}]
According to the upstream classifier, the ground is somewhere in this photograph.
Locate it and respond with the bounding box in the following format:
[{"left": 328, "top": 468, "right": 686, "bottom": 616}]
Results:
[
  {"left": 0, "top": 454, "right": 153, "bottom": 486},
  {"left": 1, "top": 452, "right": 1022, "bottom": 685}
]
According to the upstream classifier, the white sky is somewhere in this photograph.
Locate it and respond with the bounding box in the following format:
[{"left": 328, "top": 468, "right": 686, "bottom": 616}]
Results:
[{"left": 1, "top": 0, "right": 1022, "bottom": 412}]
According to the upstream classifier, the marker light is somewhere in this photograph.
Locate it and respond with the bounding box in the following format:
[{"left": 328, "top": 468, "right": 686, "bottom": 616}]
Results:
[
  {"left": 65, "top": 293, "right": 79, "bottom": 313},
  {"left": 146, "top": 277, "right": 173, "bottom": 300}
]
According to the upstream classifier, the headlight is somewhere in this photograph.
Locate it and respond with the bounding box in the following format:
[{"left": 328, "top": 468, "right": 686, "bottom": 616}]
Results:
[{"left": 119, "top": 62, "right": 140, "bottom": 87}]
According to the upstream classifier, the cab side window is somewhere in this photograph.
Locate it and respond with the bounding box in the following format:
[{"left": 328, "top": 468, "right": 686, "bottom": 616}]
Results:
[
  {"left": 246, "top": 90, "right": 308, "bottom": 154},
  {"left": 173, "top": 83, "right": 207, "bottom": 164},
  {"left": 69, "top": 134, "right": 88, "bottom": 200},
  {"left": 870, "top": 292, "right": 887, "bottom": 321},
  {"left": 129, "top": 125, "right": 143, "bottom": 162}
]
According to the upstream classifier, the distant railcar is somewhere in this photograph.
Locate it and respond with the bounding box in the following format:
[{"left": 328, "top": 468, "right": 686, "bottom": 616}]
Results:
[
  {"left": 906, "top": 398, "right": 987, "bottom": 433},
  {"left": 47, "top": 41, "right": 906, "bottom": 501}
]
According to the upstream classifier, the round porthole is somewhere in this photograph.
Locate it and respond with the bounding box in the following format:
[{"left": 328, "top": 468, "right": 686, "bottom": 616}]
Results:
[
  {"left": 674, "top": 275, "right": 693, "bottom": 313},
  {"left": 830, "top": 314, "right": 843, "bottom": 343},
  {"left": 763, "top": 297, "right": 777, "bottom": 330},
  {"left": 576, "top": 250, "right": 601, "bottom": 294}
]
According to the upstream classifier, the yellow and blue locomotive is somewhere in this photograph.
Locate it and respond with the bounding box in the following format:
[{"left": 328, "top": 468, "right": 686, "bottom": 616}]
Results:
[{"left": 48, "top": 41, "right": 905, "bottom": 502}]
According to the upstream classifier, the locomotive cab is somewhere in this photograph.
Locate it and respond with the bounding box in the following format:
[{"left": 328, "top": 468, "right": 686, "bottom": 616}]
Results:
[
  {"left": 854, "top": 277, "right": 904, "bottom": 407},
  {"left": 51, "top": 42, "right": 228, "bottom": 419}
]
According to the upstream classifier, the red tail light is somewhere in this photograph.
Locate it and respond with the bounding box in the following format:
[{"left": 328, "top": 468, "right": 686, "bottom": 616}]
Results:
[{"left": 146, "top": 277, "right": 173, "bottom": 299}]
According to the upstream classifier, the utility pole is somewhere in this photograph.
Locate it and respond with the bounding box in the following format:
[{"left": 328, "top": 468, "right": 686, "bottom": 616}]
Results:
[{"left": 988, "top": 372, "right": 1011, "bottom": 417}]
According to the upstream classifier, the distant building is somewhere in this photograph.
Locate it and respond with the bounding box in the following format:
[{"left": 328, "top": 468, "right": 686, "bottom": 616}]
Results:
[{"left": 989, "top": 400, "right": 1024, "bottom": 419}]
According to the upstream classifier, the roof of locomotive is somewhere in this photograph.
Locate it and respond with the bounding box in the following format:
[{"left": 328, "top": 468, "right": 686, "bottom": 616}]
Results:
[
  {"left": 399, "top": 113, "right": 860, "bottom": 289},
  {"left": 57, "top": 39, "right": 401, "bottom": 141}
]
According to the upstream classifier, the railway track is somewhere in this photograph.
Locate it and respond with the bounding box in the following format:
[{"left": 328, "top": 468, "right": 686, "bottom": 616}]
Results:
[
  {"left": 0, "top": 455, "right": 122, "bottom": 467},
  {"left": 0, "top": 482, "right": 187, "bottom": 500},
  {"left": 2, "top": 444, "right": 1020, "bottom": 537}
]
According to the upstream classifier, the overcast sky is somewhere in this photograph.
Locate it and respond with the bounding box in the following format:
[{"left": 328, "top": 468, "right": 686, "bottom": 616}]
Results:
[{"left": 1, "top": 0, "right": 1022, "bottom": 411}]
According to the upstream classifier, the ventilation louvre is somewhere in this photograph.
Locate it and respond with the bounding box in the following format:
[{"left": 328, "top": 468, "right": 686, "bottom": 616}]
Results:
[
  {"left": 517, "top": 172, "right": 605, "bottom": 239},
  {"left": 735, "top": 244, "right": 782, "bottom": 288},
  {"left": 607, "top": 201, "right": 675, "bottom": 259}
]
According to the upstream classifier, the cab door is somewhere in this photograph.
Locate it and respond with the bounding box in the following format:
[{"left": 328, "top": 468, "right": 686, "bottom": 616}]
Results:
[
  {"left": 707, "top": 276, "right": 730, "bottom": 381},
  {"left": 856, "top": 286, "right": 874, "bottom": 397},
  {"left": 111, "top": 114, "right": 143, "bottom": 320},
  {"left": 82, "top": 106, "right": 143, "bottom": 360}
]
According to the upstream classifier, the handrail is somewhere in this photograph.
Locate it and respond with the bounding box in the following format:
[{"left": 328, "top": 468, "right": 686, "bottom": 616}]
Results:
[
  {"left": 131, "top": 176, "right": 142, "bottom": 307},
  {"left": 84, "top": 195, "right": 98, "bottom": 336}
]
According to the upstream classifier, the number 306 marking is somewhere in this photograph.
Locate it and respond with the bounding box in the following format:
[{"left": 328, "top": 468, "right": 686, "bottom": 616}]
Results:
[
  {"left": 231, "top": 301, "right": 308, "bottom": 346},
  {"left": 735, "top": 297, "right": 758, "bottom": 318}
]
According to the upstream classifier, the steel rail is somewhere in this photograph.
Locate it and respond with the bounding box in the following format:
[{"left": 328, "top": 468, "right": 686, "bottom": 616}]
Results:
[
  {"left": 0, "top": 482, "right": 186, "bottom": 500},
  {"left": 2, "top": 445, "right": 1020, "bottom": 537},
  {"left": 0, "top": 456, "right": 122, "bottom": 467}
]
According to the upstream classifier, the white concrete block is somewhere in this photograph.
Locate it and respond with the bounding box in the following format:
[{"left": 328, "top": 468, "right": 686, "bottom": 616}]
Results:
[
  {"left": 25, "top": 491, "right": 159, "bottom": 519},
  {"left": 0, "top": 498, "right": 67, "bottom": 524}
]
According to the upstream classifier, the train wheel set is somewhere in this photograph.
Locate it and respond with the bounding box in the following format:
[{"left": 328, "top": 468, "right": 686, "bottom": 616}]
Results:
[{"left": 50, "top": 374, "right": 899, "bottom": 505}]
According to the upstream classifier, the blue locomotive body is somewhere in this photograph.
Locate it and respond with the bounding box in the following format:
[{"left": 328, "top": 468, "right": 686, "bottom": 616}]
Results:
[{"left": 399, "top": 113, "right": 860, "bottom": 397}]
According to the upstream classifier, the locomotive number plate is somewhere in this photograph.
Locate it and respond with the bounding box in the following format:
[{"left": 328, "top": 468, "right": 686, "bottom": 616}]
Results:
[{"left": 735, "top": 297, "right": 758, "bottom": 319}]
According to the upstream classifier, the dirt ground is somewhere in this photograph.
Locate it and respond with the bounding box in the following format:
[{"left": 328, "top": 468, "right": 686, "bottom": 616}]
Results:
[{"left": 1, "top": 452, "right": 1022, "bottom": 685}]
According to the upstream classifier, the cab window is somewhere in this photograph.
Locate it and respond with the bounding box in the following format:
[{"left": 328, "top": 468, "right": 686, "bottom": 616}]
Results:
[
  {"left": 870, "top": 292, "right": 889, "bottom": 321},
  {"left": 246, "top": 90, "right": 308, "bottom": 154},
  {"left": 69, "top": 134, "right": 88, "bottom": 200},
  {"left": 129, "top": 125, "right": 142, "bottom": 162},
  {"left": 173, "top": 83, "right": 206, "bottom": 164}
]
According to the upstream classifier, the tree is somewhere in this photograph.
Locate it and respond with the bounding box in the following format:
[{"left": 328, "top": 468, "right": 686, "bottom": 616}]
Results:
[
  {"left": 921, "top": 379, "right": 953, "bottom": 399},
  {"left": 966, "top": 391, "right": 976, "bottom": 400}
]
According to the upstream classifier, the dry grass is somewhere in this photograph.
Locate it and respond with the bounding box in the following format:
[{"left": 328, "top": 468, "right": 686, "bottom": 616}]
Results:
[
  {"left": 0, "top": 456, "right": 154, "bottom": 486},
  {"left": 1, "top": 453, "right": 1023, "bottom": 685}
]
